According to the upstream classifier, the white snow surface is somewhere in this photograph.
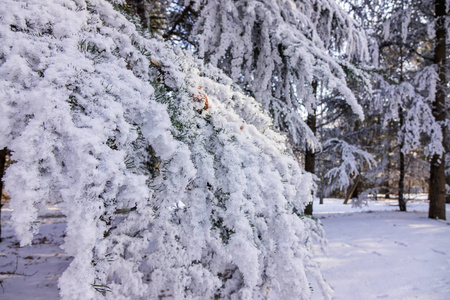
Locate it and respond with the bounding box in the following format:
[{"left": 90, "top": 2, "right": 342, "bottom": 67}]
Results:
[
  {"left": 0, "top": 205, "right": 71, "bottom": 300},
  {"left": 312, "top": 197, "right": 450, "bottom": 300}
]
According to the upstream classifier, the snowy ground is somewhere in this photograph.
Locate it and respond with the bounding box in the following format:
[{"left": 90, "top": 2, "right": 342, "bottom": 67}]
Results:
[
  {"left": 0, "top": 205, "right": 71, "bottom": 299},
  {"left": 1, "top": 197, "right": 449, "bottom": 299},
  {"left": 312, "top": 196, "right": 450, "bottom": 300}
]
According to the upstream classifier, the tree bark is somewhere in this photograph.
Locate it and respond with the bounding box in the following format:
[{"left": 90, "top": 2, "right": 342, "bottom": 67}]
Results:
[
  {"left": 350, "top": 180, "right": 360, "bottom": 199},
  {"left": 304, "top": 111, "right": 316, "bottom": 215},
  {"left": 446, "top": 125, "right": 450, "bottom": 204},
  {"left": 429, "top": 0, "right": 446, "bottom": 220},
  {"left": 398, "top": 108, "right": 407, "bottom": 211},
  {"left": 304, "top": 81, "right": 318, "bottom": 215},
  {"left": 319, "top": 178, "right": 324, "bottom": 205},
  {"left": 385, "top": 145, "right": 392, "bottom": 199},
  {"left": 343, "top": 176, "right": 360, "bottom": 204},
  {"left": 398, "top": 150, "right": 407, "bottom": 211}
]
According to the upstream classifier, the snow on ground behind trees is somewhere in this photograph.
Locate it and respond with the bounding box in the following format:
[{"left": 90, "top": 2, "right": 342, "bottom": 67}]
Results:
[{"left": 312, "top": 197, "right": 450, "bottom": 300}]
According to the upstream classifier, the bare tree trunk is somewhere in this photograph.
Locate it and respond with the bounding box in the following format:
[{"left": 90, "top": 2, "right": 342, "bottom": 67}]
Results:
[
  {"left": 397, "top": 22, "right": 407, "bottom": 212},
  {"left": 446, "top": 123, "right": 450, "bottom": 204},
  {"left": 398, "top": 108, "right": 407, "bottom": 211},
  {"left": 343, "top": 176, "right": 360, "bottom": 204},
  {"left": 385, "top": 145, "right": 392, "bottom": 199},
  {"left": 398, "top": 150, "right": 407, "bottom": 211},
  {"left": 429, "top": 0, "right": 446, "bottom": 220},
  {"left": 350, "top": 180, "right": 360, "bottom": 199}
]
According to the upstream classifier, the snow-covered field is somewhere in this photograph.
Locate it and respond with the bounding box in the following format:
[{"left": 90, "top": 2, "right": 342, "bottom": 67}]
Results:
[
  {"left": 1, "top": 197, "right": 449, "bottom": 299},
  {"left": 312, "top": 197, "right": 450, "bottom": 300}
]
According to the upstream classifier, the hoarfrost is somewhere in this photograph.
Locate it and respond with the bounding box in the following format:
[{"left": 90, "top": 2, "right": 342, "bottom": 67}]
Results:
[{"left": 0, "top": 0, "right": 330, "bottom": 299}]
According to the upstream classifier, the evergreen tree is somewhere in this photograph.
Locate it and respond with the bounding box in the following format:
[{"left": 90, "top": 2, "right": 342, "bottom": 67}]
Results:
[
  {"left": 0, "top": 0, "right": 331, "bottom": 298},
  {"left": 343, "top": 0, "right": 445, "bottom": 211}
]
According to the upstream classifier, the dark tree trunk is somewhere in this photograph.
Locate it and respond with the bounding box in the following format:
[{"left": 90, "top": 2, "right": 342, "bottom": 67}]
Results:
[
  {"left": 319, "top": 182, "right": 324, "bottom": 205},
  {"left": 398, "top": 108, "right": 407, "bottom": 211},
  {"left": 429, "top": 152, "right": 446, "bottom": 220},
  {"left": 350, "top": 180, "right": 360, "bottom": 199},
  {"left": 429, "top": 0, "right": 446, "bottom": 220},
  {"left": 304, "top": 81, "right": 318, "bottom": 216},
  {"left": 398, "top": 150, "right": 407, "bottom": 211},
  {"left": 385, "top": 145, "right": 392, "bottom": 199},
  {"left": 0, "top": 148, "right": 8, "bottom": 242},
  {"left": 304, "top": 111, "right": 316, "bottom": 215},
  {"left": 343, "top": 176, "right": 360, "bottom": 204},
  {"left": 446, "top": 128, "right": 450, "bottom": 204}
]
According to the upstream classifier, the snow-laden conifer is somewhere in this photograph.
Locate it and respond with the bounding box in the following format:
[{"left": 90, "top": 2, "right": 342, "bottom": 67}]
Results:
[
  {"left": 339, "top": 0, "right": 446, "bottom": 208},
  {"left": 0, "top": 0, "right": 331, "bottom": 298},
  {"left": 189, "top": 0, "right": 369, "bottom": 148},
  {"left": 322, "top": 138, "right": 375, "bottom": 194}
]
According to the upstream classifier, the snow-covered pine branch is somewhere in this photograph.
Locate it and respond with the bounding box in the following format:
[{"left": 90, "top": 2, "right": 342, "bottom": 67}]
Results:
[
  {"left": 371, "top": 66, "right": 444, "bottom": 158},
  {"left": 0, "top": 0, "right": 331, "bottom": 299},
  {"left": 189, "top": 0, "right": 369, "bottom": 148}
]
